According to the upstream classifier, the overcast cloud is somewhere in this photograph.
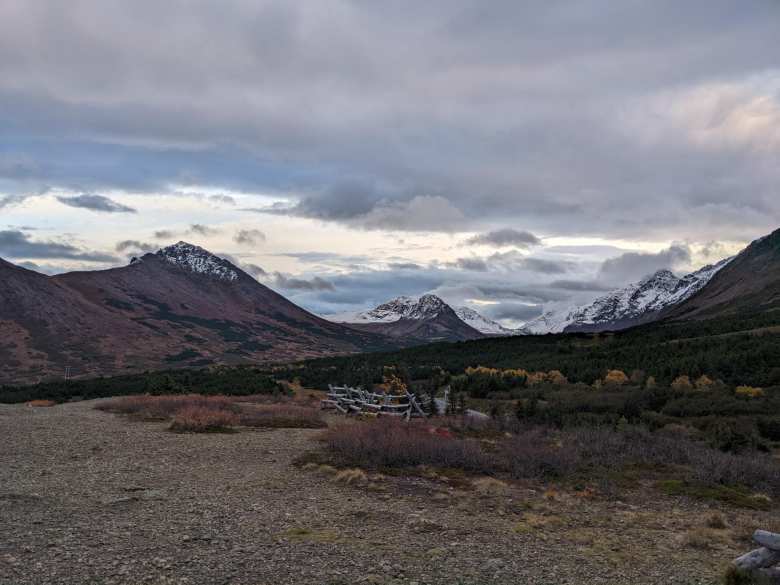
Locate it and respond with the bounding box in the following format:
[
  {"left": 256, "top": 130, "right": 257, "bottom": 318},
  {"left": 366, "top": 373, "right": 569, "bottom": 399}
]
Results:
[
  {"left": 56, "top": 194, "right": 136, "bottom": 213},
  {"left": 0, "top": 1, "right": 776, "bottom": 323}
]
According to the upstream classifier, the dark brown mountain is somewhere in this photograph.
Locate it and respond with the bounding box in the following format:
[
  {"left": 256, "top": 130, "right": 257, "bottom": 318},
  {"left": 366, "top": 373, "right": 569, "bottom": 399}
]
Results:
[
  {"left": 0, "top": 243, "right": 390, "bottom": 384},
  {"left": 663, "top": 228, "right": 780, "bottom": 321}
]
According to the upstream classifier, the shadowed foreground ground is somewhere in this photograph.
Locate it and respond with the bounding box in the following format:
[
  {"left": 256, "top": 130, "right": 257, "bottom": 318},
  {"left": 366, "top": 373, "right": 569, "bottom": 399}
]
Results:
[{"left": 0, "top": 400, "right": 772, "bottom": 585}]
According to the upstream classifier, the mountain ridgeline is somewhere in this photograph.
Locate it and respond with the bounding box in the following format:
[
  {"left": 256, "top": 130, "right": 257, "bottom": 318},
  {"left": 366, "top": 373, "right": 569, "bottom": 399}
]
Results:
[
  {"left": 0, "top": 228, "right": 778, "bottom": 385},
  {"left": 0, "top": 243, "right": 391, "bottom": 384}
]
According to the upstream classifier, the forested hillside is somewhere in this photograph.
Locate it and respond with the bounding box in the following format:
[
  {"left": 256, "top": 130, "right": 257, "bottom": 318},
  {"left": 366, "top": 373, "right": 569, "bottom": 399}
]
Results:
[{"left": 282, "top": 309, "right": 780, "bottom": 389}]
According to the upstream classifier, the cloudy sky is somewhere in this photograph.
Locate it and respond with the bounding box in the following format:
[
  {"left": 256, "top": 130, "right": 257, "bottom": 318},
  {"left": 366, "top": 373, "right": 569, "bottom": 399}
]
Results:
[{"left": 1, "top": 1, "right": 778, "bottom": 325}]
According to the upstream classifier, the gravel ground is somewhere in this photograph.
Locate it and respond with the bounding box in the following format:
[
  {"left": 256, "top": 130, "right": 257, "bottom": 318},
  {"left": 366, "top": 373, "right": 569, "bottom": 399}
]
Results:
[{"left": 0, "top": 400, "right": 772, "bottom": 585}]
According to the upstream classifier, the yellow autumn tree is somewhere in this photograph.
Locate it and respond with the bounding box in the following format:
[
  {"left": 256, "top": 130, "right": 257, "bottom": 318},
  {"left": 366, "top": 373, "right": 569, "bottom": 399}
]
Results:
[
  {"left": 604, "top": 370, "right": 629, "bottom": 386},
  {"left": 526, "top": 371, "right": 548, "bottom": 386},
  {"left": 735, "top": 386, "right": 764, "bottom": 398},
  {"left": 671, "top": 375, "right": 693, "bottom": 392},
  {"left": 547, "top": 370, "right": 568, "bottom": 385}
]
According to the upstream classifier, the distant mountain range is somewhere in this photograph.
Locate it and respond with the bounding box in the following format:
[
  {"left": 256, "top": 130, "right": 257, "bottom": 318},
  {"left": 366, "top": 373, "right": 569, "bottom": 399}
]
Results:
[
  {"left": 1, "top": 229, "right": 778, "bottom": 384},
  {"left": 524, "top": 256, "right": 733, "bottom": 334},
  {"left": 326, "top": 255, "right": 734, "bottom": 337}
]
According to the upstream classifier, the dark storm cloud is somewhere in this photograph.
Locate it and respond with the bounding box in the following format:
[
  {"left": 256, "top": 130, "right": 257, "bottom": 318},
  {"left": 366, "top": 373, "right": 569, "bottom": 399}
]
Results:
[
  {"left": 115, "top": 240, "right": 156, "bottom": 253},
  {"left": 0, "top": 1, "right": 777, "bottom": 240},
  {"left": 387, "top": 262, "right": 422, "bottom": 270},
  {"left": 0, "top": 230, "right": 117, "bottom": 262},
  {"left": 187, "top": 224, "right": 219, "bottom": 236},
  {"left": 450, "top": 257, "right": 489, "bottom": 272},
  {"left": 56, "top": 194, "right": 136, "bottom": 213},
  {"left": 549, "top": 279, "right": 614, "bottom": 292},
  {"left": 209, "top": 194, "right": 235, "bottom": 205},
  {"left": 598, "top": 244, "right": 692, "bottom": 284},
  {"left": 272, "top": 272, "right": 335, "bottom": 291},
  {"left": 233, "top": 229, "right": 266, "bottom": 246},
  {"left": 243, "top": 263, "right": 267, "bottom": 278},
  {"left": 465, "top": 229, "right": 541, "bottom": 248}
]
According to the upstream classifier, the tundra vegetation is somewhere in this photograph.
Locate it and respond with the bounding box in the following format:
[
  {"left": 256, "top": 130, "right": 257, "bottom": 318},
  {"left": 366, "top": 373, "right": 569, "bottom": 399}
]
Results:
[{"left": 96, "top": 392, "right": 325, "bottom": 432}]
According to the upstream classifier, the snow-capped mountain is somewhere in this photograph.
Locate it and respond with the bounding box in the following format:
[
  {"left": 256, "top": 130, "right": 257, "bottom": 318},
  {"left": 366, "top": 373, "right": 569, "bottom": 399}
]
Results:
[
  {"left": 331, "top": 294, "right": 450, "bottom": 324},
  {"left": 524, "top": 257, "right": 733, "bottom": 334},
  {"left": 153, "top": 241, "right": 240, "bottom": 281},
  {"left": 328, "top": 294, "right": 484, "bottom": 342},
  {"left": 454, "top": 306, "right": 519, "bottom": 336}
]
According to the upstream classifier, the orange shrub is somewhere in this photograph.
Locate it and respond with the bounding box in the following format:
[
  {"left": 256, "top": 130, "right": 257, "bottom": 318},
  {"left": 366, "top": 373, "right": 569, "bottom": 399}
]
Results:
[
  {"left": 238, "top": 404, "right": 325, "bottom": 428},
  {"left": 169, "top": 406, "right": 239, "bottom": 432},
  {"left": 671, "top": 375, "right": 693, "bottom": 392},
  {"left": 735, "top": 386, "right": 764, "bottom": 399},
  {"left": 96, "top": 394, "right": 234, "bottom": 419},
  {"left": 604, "top": 370, "right": 629, "bottom": 386},
  {"left": 27, "top": 399, "right": 56, "bottom": 407},
  {"left": 547, "top": 370, "right": 568, "bottom": 385}
]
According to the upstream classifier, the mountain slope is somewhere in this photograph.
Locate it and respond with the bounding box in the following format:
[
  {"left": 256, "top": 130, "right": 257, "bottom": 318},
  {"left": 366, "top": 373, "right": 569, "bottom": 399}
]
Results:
[
  {"left": 0, "top": 243, "right": 390, "bottom": 384},
  {"left": 524, "top": 257, "right": 732, "bottom": 334},
  {"left": 663, "top": 228, "right": 780, "bottom": 321},
  {"left": 454, "top": 306, "right": 521, "bottom": 336},
  {"left": 330, "top": 294, "right": 483, "bottom": 342}
]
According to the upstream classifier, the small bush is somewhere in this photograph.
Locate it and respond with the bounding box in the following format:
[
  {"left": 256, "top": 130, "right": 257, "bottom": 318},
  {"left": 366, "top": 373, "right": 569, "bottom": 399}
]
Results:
[
  {"left": 27, "top": 399, "right": 56, "bottom": 407},
  {"left": 97, "top": 393, "right": 325, "bottom": 430},
  {"left": 705, "top": 512, "right": 727, "bottom": 529},
  {"left": 736, "top": 386, "right": 765, "bottom": 399},
  {"left": 671, "top": 376, "right": 693, "bottom": 392},
  {"left": 604, "top": 370, "right": 629, "bottom": 387},
  {"left": 96, "top": 394, "right": 234, "bottom": 419},
  {"left": 333, "top": 469, "right": 368, "bottom": 485},
  {"left": 681, "top": 527, "right": 722, "bottom": 549},
  {"left": 169, "top": 406, "right": 238, "bottom": 432},
  {"left": 501, "top": 430, "right": 577, "bottom": 479},
  {"left": 472, "top": 477, "right": 509, "bottom": 497},
  {"left": 323, "top": 420, "right": 496, "bottom": 473},
  {"left": 238, "top": 404, "right": 326, "bottom": 428}
]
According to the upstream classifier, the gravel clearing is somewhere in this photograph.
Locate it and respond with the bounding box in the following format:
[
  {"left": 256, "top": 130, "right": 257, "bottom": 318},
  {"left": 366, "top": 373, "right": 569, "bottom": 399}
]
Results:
[{"left": 0, "top": 400, "right": 772, "bottom": 584}]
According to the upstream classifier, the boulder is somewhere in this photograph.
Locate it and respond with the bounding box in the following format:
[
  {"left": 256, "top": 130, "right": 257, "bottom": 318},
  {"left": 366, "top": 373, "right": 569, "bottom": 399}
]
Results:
[
  {"left": 734, "top": 547, "right": 780, "bottom": 571},
  {"left": 755, "top": 531, "right": 780, "bottom": 551}
]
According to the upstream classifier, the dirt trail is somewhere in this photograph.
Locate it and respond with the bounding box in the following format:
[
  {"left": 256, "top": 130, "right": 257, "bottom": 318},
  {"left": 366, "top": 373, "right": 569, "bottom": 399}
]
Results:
[{"left": 0, "top": 400, "right": 767, "bottom": 584}]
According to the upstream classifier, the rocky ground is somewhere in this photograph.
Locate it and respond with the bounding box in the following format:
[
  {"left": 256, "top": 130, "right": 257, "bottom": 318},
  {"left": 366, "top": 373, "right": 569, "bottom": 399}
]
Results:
[{"left": 1, "top": 400, "right": 775, "bottom": 585}]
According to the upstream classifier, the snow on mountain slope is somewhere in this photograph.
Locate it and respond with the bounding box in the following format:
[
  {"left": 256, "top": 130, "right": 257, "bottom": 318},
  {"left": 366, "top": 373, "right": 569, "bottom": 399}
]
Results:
[
  {"left": 330, "top": 295, "right": 522, "bottom": 337},
  {"left": 331, "top": 294, "right": 449, "bottom": 324},
  {"left": 154, "top": 241, "right": 240, "bottom": 281},
  {"left": 524, "top": 257, "right": 733, "bottom": 334},
  {"left": 454, "top": 306, "right": 518, "bottom": 335}
]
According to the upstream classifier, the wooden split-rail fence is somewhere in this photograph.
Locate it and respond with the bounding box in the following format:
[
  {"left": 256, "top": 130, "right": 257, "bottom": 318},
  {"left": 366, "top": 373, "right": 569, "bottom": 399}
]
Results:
[{"left": 322, "top": 384, "right": 436, "bottom": 420}]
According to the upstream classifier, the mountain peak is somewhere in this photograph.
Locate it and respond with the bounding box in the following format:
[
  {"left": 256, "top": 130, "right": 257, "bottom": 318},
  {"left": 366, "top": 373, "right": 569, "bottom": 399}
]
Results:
[
  {"left": 154, "top": 241, "right": 239, "bottom": 282},
  {"left": 525, "top": 257, "right": 733, "bottom": 334}
]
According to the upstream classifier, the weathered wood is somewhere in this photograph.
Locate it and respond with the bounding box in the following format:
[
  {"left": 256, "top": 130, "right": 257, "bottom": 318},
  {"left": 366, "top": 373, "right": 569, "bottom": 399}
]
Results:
[
  {"left": 755, "top": 531, "right": 780, "bottom": 551},
  {"left": 734, "top": 547, "right": 780, "bottom": 570}
]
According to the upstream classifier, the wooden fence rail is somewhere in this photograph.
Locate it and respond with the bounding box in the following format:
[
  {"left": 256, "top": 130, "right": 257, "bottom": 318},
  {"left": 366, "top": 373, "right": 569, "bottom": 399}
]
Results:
[{"left": 322, "top": 384, "right": 430, "bottom": 420}]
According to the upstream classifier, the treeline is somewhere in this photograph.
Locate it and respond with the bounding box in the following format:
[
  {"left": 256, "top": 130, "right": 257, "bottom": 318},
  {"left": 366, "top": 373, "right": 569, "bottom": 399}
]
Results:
[
  {"left": 0, "top": 366, "right": 283, "bottom": 404},
  {"left": 280, "top": 309, "right": 780, "bottom": 389}
]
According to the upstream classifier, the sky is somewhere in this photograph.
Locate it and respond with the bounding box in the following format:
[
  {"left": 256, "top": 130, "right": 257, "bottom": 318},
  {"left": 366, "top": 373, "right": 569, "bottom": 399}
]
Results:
[{"left": 1, "top": 1, "right": 778, "bottom": 326}]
